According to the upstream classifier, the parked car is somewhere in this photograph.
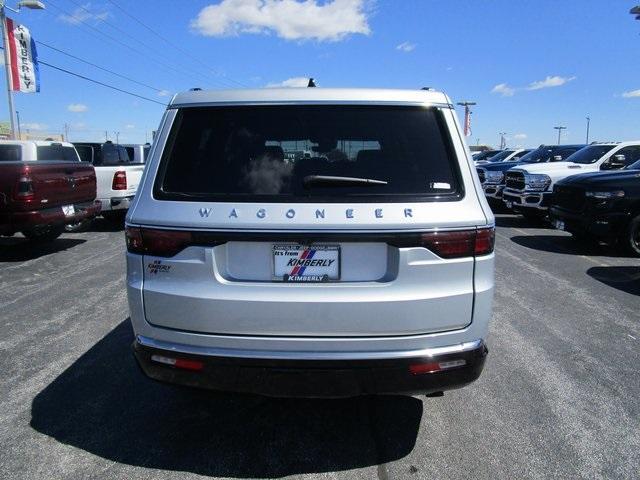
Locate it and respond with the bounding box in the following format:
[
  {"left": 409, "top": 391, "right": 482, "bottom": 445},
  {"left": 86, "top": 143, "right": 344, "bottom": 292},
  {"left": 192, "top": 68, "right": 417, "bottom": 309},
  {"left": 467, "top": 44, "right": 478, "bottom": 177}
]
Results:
[
  {"left": 122, "top": 143, "right": 151, "bottom": 164},
  {"left": 0, "top": 140, "right": 100, "bottom": 242},
  {"left": 73, "top": 141, "right": 145, "bottom": 223},
  {"left": 478, "top": 145, "right": 585, "bottom": 203},
  {"left": 498, "top": 142, "right": 636, "bottom": 218},
  {"left": 126, "top": 87, "right": 495, "bottom": 398},
  {"left": 549, "top": 159, "right": 640, "bottom": 255},
  {"left": 472, "top": 150, "right": 502, "bottom": 162},
  {"left": 475, "top": 149, "right": 529, "bottom": 165}
]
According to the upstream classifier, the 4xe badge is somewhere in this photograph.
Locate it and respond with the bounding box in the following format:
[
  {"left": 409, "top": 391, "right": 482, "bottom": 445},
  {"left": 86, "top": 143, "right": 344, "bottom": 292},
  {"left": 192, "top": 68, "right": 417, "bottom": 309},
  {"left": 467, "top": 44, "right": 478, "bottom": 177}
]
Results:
[{"left": 147, "top": 260, "right": 171, "bottom": 275}]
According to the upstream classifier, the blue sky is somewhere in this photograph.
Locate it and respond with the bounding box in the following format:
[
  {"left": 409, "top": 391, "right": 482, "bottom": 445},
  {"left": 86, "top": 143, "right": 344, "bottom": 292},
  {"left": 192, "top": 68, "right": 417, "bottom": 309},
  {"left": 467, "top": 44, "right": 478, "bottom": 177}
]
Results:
[{"left": 3, "top": 0, "right": 639, "bottom": 146}]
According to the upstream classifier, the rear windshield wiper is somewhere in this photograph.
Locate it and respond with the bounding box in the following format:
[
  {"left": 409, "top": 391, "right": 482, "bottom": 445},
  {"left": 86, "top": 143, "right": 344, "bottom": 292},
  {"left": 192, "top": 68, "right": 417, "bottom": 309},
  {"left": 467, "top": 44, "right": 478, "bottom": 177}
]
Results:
[{"left": 303, "top": 175, "right": 388, "bottom": 188}]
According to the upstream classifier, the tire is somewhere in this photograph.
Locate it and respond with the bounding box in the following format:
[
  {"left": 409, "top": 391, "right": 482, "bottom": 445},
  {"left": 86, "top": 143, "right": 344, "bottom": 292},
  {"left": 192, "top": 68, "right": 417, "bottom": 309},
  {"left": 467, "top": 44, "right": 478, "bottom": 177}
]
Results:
[
  {"left": 22, "top": 225, "right": 64, "bottom": 242},
  {"left": 64, "top": 219, "right": 92, "bottom": 233},
  {"left": 103, "top": 210, "right": 126, "bottom": 224},
  {"left": 620, "top": 214, "right": 640, "bottom": 257},
  {"left": 521, "top": 209, "right": 545, "bottom": 221}
]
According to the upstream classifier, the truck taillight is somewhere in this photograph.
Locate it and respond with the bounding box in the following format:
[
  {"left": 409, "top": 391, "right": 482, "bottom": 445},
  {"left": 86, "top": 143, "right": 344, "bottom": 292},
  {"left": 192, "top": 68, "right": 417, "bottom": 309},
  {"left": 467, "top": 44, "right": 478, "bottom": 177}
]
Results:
[
  {"left": 112, "top": 170, "right": 127, "bottom": 190},
  {"left": 419, "top": 227, "right": 495, "bottom": 258},
  {"left": 14, "top": 175, "right": 35, "bottom": 201}
]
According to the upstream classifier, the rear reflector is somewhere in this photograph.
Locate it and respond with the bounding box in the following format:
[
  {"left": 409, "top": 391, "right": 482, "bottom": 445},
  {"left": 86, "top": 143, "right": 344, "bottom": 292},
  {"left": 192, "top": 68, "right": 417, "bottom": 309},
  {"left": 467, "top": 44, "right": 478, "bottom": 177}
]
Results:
[
  {"left": 409, "top": 359, "right": 466, "bottom": 375},
  {"left": 112, "top": 170, "right": 127, "bottom": 190},
  {"left": 151, "top": 354, "right": 204, "bottom": 372}
]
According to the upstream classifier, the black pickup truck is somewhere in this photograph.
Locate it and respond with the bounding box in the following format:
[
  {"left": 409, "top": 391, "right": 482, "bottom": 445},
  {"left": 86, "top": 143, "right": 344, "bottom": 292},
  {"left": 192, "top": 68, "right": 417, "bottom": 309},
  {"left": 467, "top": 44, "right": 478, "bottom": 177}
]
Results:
[{"left": 549, "top": 160, "right": 640, "bottom": 256}]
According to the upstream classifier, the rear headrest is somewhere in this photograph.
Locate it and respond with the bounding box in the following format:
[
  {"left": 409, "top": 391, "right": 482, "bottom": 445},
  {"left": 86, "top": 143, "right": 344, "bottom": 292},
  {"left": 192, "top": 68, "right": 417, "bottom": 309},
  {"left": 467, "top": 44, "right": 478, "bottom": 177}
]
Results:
[
  {"left": 356, "top": 149, "right": 382, "bottom": 164},
  {"left": 261, "top": 145, "right": 285, "bottom": 162}
]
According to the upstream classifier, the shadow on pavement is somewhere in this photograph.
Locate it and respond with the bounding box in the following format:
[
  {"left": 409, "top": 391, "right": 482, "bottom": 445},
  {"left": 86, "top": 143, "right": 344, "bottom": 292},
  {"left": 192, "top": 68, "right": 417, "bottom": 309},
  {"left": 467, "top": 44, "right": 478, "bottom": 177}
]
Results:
[
  {"left": 0, "top": 237, "right": 86, "bottom": 262},
  {"left": 30, "top": 320, "right": 422, "bottom": 478},
  {"left": 494, "top": 214, "right": 549, "bottom": 229},
  {"left": 587, "top": 266, "right": 640, "bottom": 296},
  {"left": 509, "top": 234, "right": 621, "bottom": 257}
]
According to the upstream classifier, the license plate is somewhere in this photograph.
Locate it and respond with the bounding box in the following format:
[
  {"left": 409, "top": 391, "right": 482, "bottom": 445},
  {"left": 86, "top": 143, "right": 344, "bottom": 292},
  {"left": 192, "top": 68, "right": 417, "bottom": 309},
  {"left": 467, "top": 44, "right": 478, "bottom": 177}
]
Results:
[
  {"left": 273, "top": 245, "right": 340, "bottom": 282},
  {"left": 505, "top": 200, "right": 513, "bottom": 209},
  {"left": 62, "top": 205, "right": 75, "bottom": 216},
  {"left": 553, "top": 219, "right": 565, "bottom": 231}
]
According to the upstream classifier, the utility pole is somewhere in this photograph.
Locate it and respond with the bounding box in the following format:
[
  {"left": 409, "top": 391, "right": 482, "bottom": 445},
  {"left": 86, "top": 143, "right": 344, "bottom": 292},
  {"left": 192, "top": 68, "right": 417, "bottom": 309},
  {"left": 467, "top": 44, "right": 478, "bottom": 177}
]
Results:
[
  {"left": 113, "top": 131, "right": 119, "bottom": 144},
  {"left": 498, "top": 132, "right": 507, "bottom": 149},
  {"left": 15, "top": 109, "right": 20, "bottom": 138},
  {"left": 1, "top": 3, "right": 17, "bottom": 139},
  {"left": 456, "top": 101, "right": 476, "bottom": 137},
  {"left": 585, "top": 117, "right": 590, "bottom": 144},
  {"left": 64, "top": 122, "right": 69, "bottom": 141},
  {"left": 554, "top": 126, "right": 566, "bottom": 145},
  {"left": 104, "top": 130, "right": 108, "bottom": 141}
]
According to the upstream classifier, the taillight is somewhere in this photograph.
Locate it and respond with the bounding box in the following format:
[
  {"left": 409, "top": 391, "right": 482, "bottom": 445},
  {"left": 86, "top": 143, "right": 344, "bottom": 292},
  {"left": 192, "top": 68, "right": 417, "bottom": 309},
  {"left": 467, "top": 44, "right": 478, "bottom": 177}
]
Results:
[
  {"left": 14, "top": 175, "right": 35, "bottom": 201},
  {"left": 419, "top": 227, "right": 495, "bottom": 258},
  {"left": 125, "top": 226, "right": 195, "bottom": 257},
  {"left": 112, "top": 170, "right": 127, "bottom": 190}
]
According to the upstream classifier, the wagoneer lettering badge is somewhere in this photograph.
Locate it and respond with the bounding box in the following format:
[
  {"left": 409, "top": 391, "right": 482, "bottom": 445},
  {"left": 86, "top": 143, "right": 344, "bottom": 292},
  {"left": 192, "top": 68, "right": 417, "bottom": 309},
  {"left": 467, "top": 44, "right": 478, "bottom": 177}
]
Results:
[{"left": 197, "top": 207, "right": 418, "bottom": 220}]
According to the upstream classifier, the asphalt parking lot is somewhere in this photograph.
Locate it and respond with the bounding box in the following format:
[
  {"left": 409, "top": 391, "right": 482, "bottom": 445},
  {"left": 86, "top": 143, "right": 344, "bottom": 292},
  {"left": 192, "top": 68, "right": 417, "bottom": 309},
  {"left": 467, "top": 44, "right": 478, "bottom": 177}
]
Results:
[{"left": 0, "top": 215, "right": 638, "bottom": 480}]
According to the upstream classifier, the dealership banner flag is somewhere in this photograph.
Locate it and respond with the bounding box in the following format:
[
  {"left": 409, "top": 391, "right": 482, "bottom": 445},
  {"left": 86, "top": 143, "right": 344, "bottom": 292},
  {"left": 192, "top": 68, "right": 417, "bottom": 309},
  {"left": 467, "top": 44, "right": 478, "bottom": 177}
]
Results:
[{"left": 6, "top": 17, "right": 40, "bottom": 93}]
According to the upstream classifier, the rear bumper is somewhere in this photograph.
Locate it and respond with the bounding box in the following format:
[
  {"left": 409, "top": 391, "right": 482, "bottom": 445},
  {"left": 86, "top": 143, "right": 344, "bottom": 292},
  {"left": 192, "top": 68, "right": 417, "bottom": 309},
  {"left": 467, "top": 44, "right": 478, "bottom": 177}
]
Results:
[
  {"left": 99, "top": 195, "right": 134, "bottom": 212},
  {"left": 133, "top": 336, "right": 488, "bottom": 398},
  {"left": 0, "top": 200, "right": 101, "bottom": 235},
  {"left": 549, "top": 206, "right": 629, "bottom": 238},
  {"left": 503, "top": 189, "right": 552, "bottom": 211}
]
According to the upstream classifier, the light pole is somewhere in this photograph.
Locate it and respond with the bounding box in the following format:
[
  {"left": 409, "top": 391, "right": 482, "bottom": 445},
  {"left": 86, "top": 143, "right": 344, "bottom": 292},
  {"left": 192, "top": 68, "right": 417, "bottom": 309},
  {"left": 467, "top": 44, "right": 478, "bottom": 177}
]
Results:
[
  {"left": 498, "top": 132, "right": 507, "bottom": 149},
  {"left": 585, "top": 117, "right": 590, "bottom": 143},
  {"left": 554, "top": 126, "right": 566, "bottom": 145},
  {"left": 0, "top": 0, "right": 45, "bottom": 139}
]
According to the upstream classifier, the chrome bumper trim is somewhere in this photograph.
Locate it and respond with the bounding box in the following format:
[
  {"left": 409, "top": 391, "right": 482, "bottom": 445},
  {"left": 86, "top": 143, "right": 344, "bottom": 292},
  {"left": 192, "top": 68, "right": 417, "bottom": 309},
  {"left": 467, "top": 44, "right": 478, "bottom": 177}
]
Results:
[{"left": 135, "top": 335, "right": 484, "bottom": 361}]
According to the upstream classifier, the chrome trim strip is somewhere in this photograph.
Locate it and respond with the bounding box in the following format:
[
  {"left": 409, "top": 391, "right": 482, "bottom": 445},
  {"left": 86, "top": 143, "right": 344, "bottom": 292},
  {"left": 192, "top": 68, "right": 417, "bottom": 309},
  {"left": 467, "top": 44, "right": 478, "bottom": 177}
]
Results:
[
  {"left": 135, "top": 335, "right": 483, "bottom": 361},
  {"left": 168, "top": 100, "right": 453, "bottom": 109}
]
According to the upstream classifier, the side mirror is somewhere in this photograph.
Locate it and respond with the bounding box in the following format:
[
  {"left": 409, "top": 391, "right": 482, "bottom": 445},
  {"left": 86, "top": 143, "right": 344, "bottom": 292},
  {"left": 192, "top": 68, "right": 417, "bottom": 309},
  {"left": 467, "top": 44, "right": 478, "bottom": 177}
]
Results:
[
  {"left": 602, "top": 154, "right": 626, "bottom": 170},
  {"left": 552, "top": 155, "right": 563, "bottom": 162}
]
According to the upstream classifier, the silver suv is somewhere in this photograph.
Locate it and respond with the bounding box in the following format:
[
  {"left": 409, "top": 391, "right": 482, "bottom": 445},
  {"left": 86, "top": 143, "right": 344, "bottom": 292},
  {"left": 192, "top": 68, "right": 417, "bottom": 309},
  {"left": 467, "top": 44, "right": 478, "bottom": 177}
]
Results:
[{"left": 125, "top": 88, "right": 495, "bottom": 397}]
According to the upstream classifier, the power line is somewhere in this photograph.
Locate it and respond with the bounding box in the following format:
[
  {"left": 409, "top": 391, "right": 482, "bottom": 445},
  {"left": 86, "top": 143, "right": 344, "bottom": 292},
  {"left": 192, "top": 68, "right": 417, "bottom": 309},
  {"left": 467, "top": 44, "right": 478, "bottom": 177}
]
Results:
[
  {"left": 45, "top": 0, "right": 223, "bottom": 88},
  {"left": 105, "top": 0, "right": 248, "bottom": 88},
  {"left": 36, "top": 40, "right": 168, "bottom": 95},
  {"left": 0, "top": 45, "right": 169, "bottom": 106},
  {"left": 39, "top": 60, "right": 168, "bottom": 106},
  {"left": 64, "top": 0, "right": 241, "bottom": 89}
]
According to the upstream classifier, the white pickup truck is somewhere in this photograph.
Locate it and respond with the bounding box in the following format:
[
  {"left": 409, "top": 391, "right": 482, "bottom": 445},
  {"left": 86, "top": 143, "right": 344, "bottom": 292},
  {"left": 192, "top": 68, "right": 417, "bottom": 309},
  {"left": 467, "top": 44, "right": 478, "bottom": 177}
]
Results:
[
  {"left": 502, "top": 141, "right": 640, "bottom": 217},
  {"left": 73, "top": 141, "right": 145, "bottom": 222}
]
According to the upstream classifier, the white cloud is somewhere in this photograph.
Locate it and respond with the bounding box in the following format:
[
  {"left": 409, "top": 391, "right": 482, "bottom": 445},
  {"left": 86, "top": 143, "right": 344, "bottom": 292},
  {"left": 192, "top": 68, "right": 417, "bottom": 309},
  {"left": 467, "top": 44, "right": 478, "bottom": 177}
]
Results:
[
  {"left": 396, "top": 41, "right": 416, "bottom": 52},
  {"left": 491, "top": 83, "right": 515, "bottom": 97},
  {"left": 158, "top": 89, "right": 171, "bottom": 97},
  {"left": 124, "top": 124, "right": 135, "bottom": 129},
  {"left": 527, "top": 75, "right": 576, "bottom": 91},
  {"left": 190, "top": 0, "right": 371, "bottom": 42},
  {"left": 58, "top": 3, "right": 109, "bottom": 25},
  {"left": 266, "top": 76, "right": 310, "bottom": 87},
  {"left": 67, "top": 103, "right": 88, "bottom": 113},
  {"left": 20, "top": 122, "right": 48, "bottom": 131},
  {"left": 622, "top": 89, "right": 640, "bottom": 98},
  {"left": 513, "top": 133, "right": 527, "bottom": 140}
]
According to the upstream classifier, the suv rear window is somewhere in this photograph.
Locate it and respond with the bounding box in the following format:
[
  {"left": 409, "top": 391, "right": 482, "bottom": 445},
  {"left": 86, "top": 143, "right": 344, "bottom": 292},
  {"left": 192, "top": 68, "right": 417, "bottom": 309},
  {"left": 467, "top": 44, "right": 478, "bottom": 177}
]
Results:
[
  {"left": 36, "top": 145, "right": 79, "bottom": 161},
  {"left": 155, "top": 105, "right": 462, "bottom": 202}
]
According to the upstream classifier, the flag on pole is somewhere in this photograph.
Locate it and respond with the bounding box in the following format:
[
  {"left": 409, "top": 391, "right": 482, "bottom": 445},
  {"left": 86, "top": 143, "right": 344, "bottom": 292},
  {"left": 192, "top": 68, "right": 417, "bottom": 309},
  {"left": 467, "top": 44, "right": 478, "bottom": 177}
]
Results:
[
  {"left": 463, "top": 106, "right": 472, "bottom": 137},
  {"left": 6, "top": 18, "right": 40, "bottom": 93}
]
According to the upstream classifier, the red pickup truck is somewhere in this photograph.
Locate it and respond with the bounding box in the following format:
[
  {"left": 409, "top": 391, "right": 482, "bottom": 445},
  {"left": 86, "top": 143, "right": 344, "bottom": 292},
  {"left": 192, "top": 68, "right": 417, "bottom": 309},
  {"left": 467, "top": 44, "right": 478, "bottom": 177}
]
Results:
[{"left": 0, "top": 160, "right": 101, "bottom": 242}]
